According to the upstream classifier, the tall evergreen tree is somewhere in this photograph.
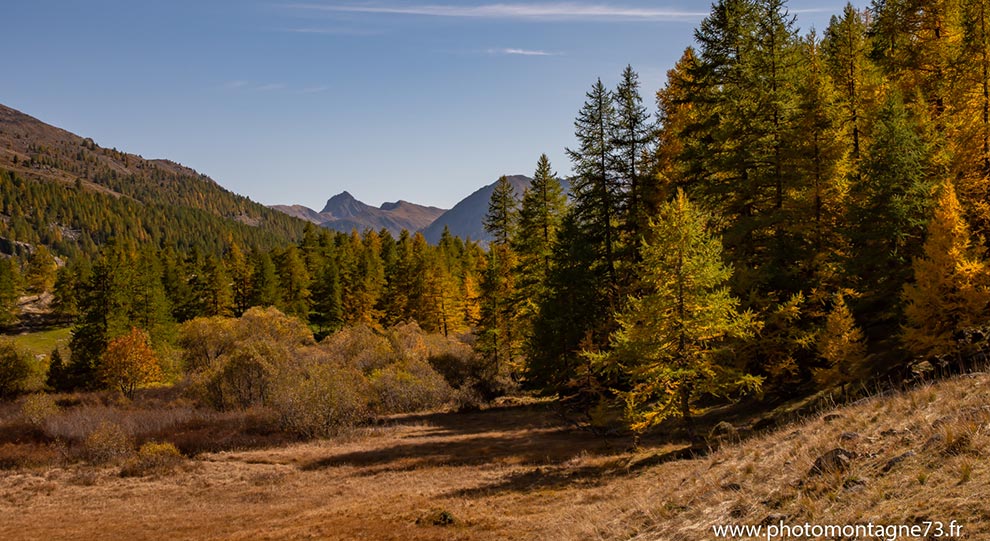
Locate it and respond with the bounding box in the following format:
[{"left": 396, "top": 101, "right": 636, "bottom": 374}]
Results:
[
  {"left": 612, "top": 65, "right": 655, "bottom": 248},
  {"left": 381, "top": 230, "right": 415, "bottom": 325},
  {"left": 68, "top": 246, "right": 133, "bottom": 388},
  {"left": 484, "top": 176, "right": 519, "bottom": 246},
  {"left": 567, "top": 79, "right": 623, "bottom": 302},
  {"left": 848, "top": 93, "right": 936, "bottom": 322},
  {"left": 198, "top": 258, "right": 233, "bottom": 318},
  {"left": 24, "top": 245, "right": 57, "bottom": 297},
  {"left": 226, "top": 242, "right": 253, "bottom": 316},
  {"left": 310, "top": 259, "right": 343, "bottom": 336},
  {"left": 249, "top": 248, "right": 280, "bottom": 308},
  {"left": 480, "top": 178, "right": 521, "bottom": 374},
  {"left": 791, "top": 34, "right": 852, "bottom": 286},
  {"left": 655, "top": 48, "right": 703, "bottom": 203},
  {"left": 823, "top": 3, "right": 875, "bottom": 165},
  {"left": 962, "top": 0, "right": 990, "bottom": 175},
  {"left": 526, "top": 212, "right": 610, "bottom": 392},
  {"left": 129, "top": 247, "right": 175, "bottom": 346},
  {"left": 514, "top": 154, "right": 568, "bottom": 313}
]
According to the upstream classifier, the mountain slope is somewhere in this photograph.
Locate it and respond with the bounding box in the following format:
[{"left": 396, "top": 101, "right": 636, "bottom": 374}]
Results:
[
  {"left": 421, "top": 175, "right": 533, "bottom": 243},
  {"left": 272, "top": 191, "right": 446, "bottom": 237},
  {"left": 0, "top": 103, "right": 307, "bottom": 256}
]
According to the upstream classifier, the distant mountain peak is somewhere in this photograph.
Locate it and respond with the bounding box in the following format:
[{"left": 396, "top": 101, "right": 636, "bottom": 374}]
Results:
[
  {"left": 321, "top": 190, "right": 367, "bottom": 217},
  {"left": 277, "top": 191, "right": 447, "bottom": 237},
  {"left": 273, "top": 174, "right": 565, "bottom": 243}
]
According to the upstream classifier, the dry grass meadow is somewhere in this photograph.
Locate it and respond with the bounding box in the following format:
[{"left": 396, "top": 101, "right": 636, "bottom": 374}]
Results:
[{"left": 2, "top": 374, "right": 990, "bottom": 540}]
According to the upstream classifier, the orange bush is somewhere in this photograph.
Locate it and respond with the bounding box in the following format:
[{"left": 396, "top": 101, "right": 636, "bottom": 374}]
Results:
[{"left": 100, "top": 327, "right": 163, "bottom": 398}]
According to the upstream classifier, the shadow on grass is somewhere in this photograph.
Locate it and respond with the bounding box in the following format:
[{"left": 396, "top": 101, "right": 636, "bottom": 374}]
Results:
[
  {"left": 301, "top": 404, "right": 627, "bottom": 473},
  {"left": 299, "top": 403, "right": 715, "bottom": 497},
  {"left": 446, "top": 444, "right": 711, "bottom": 498}
]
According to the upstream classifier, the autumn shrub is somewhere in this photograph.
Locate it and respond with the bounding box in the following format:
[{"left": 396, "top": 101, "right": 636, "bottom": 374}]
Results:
[
  {"left": 83, "top": 421, "right": 133, "bottom": 464},
  {"left": 386, "top": 321, "right": 429, "bottom": 361},
  {"left": 197, "top": 341, "right": 287, "bottom": 410},
  {"left": 0, "top": 340, "right": 33, "bottom": 397},
  {"left": 238, "top": 306, "right": 315, "bottom": 347},
  {"left": 119, "top": 441, "right": 183, "bottom": 477},
  {"left": 100, "top": 327, "right": 163, "bottom": 398},
  {"left": 176, "top": 316, "right": 237, "bottom": 373},
  {"left": 21, "top": 393, "right": 60, "bottom": 426},
  {"left": 269, "top": 357, "right": 372, "bottom": 437},
  {"left": 322, "top": 324, "right": 396, "bottom": 373},
  {"left": 42, "top": 402, "right": 200, "bottom": 444},
  {"left": 181, "top": 307, "right": 311, "bottom": 411},
  {"left": 369, "top": 359, "right": 454, "bottom": 413},
  {"left": 180, "top": 309, "right": 486, "bottom": 430}
]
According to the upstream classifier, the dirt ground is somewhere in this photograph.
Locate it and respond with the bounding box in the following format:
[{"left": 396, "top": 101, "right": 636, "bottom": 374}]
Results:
[
  {"left": 0, "top": 403, "right": 677, "bottom": 541},
  {"left": 5, "top": 374, "right": 990, "bottom": 540}
]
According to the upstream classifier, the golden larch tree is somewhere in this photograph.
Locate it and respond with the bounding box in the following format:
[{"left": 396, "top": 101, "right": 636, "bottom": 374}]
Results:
[
  {"left": 815, "top": 293, "right": 868, "bottom": 389},
  {"left": 902, "top": 181, "right": 990, "bottom": 358}
]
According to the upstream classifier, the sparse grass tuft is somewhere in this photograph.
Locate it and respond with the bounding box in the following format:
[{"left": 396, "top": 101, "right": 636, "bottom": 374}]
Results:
[{"left": 959, "top": 461, "right": 974, "bottom": 484}]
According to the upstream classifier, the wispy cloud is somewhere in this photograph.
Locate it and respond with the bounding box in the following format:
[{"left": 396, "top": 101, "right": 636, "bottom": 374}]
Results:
[
  {"left": 284, "top": 2, "right": 707, "bottom": 22},
  {"left": 282, "top": 27, "right": 383, "bottom": 36},
  {"left": 487, "top": 47, "right": 560, "bottom": 56},
  {"left": 222, "top": 81, "right": 298, "bottom": 93},
  {"left": 299, "top": 85, "right": 331, "bottom": 94}
]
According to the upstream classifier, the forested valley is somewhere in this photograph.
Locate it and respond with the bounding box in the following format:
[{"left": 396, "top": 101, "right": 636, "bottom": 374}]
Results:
[
  {"left": 3, "top": 2, "right": 990, "bottom": 537},
  {"left": 9, "top": 0, "right": 988, "bottom": 423}
]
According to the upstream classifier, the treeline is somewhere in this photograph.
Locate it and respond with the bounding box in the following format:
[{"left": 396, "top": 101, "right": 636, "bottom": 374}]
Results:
[
  {"left": 39, "top": 223, "right": 491, "bottom": 390},
  {"left": 468, "top": 0, "right": 990, "bottom": 432}
]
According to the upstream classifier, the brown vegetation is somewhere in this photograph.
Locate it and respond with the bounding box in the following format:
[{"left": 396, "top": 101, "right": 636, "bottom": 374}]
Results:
[{"left": 0, "top": 373, "right": 988, "bottom": 540}]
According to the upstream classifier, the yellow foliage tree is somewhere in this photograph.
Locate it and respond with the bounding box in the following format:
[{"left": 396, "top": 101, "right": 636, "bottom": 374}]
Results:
[
  {"left": 815, "top": 293, "right": 868, "bottom": 389},
  {"left": 99, "top": 327, "right": 163, "bottom": 398},
  {"left": 902, "top": 181, "right": 990, "bottom": 358},
  {"left": 588, "top": 190, "right": 761, "bottom": 435}
]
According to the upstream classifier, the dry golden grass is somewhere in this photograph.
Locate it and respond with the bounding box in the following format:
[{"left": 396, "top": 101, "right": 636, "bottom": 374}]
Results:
[{"left": 1, "top": 374, "right": 989, "bottom": 540}]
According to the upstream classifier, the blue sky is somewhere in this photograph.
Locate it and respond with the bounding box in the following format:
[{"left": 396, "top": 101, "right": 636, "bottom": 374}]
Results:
[{"left": 3, "top": 1, "right": 855, "bottom": 209}]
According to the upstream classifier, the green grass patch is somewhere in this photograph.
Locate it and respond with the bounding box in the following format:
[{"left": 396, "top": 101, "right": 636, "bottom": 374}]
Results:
[{"left": 9, "top": 327, "right": 72, "bottom": 358}]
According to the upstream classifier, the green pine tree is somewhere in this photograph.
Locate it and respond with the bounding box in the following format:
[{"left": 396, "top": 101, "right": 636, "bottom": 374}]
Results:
[{"left": 612, "top": 65, "right": 654, "bottom": 249}]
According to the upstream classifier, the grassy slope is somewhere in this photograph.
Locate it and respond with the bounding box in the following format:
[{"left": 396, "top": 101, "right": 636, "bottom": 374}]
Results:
[{"left": 0, "top": 375, "right": 988, "bottom": 540}]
